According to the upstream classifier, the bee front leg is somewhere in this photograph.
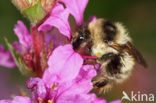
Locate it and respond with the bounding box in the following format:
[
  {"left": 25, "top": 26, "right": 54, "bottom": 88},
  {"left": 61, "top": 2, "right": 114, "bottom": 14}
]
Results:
[
  {"left": 83, "top": 59, "right": 98, "bottom": 70},
  {"left": 92, "top": 74, "right": 113, "bottom": 93},
  {"left": 83, "top": 59, "right": 97, "bottom": 65},
  {"left": 98, "top": 53, "right": 116, "bottom": 61}
]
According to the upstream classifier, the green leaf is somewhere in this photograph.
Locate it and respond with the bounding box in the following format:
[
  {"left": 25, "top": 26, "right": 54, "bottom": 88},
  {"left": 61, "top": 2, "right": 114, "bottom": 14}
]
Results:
[
  {"left": 4, "top": 38, "right": 34, "bottom": 76},
  {"left": 22, "top": 1, "right": 46, "bottom": 25}
]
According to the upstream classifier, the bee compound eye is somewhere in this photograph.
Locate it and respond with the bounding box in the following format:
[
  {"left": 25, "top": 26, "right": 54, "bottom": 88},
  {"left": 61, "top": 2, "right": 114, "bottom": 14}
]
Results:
[
  {"left": 78, "top": 31, "right": 86, "bottom": 40},
  {"left": 72, "top": 32, "right": 86, "bottom": 50},
  {"left": 79, "top": 34, "right": 85, "bottom": 40}
]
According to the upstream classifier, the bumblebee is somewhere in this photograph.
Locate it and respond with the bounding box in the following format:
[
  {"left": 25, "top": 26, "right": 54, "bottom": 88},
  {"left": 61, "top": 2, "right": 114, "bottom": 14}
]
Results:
[{"left": 71, "top": 18, "right": 147, "bottom": 93}]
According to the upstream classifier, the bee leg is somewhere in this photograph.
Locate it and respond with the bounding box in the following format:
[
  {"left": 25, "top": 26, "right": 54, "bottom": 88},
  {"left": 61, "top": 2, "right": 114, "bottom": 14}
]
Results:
[
  {"left": 83, "top": 59, "right": 97, "bottom": 65},
  {"left": 98, "top": 53, "right": 116, "bottom": 61},
  {"left": 83, "top": 59, "right": 97, "bottom": 70},
  {"left": 92, "top": 74, "right": 113, "bottom": 93}
]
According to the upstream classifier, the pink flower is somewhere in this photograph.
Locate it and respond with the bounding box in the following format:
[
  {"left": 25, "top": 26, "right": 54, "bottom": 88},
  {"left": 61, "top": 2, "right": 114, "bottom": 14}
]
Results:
[
  {"left": 0, "top": 45, "right": 16, "bottom": 68},
  {"left": 0, "top": 19, "right": 67, "bottom": 69},
  {"left": 13, "top": 21, "right": 32, "bottom": 52},
  {"left": 45, "top": 44, "right": 83, "bottom": 83},
  {"left": 0, "top": 44, "right": 103, "bottom": 102},
  {"left": 37, "top": 0, "right": 109, "bottom": 102},
  {"left": 25, "top": 44, "right": 106, "bottom": 103},
  {"left": 38, "top": 3, "right": 71, "bottom": 39},
  {"left": 38, "top": 0, "right": 89, "bottom": 39},
  {"left": 59, "top": 0, "right": 88, "bottom": 26},
  {"left": 0, "top": 21, "right": 32, "bottom": 68},
  {"left": 0, "top": 96, "right": 32, "bottom": 103},
  {"left": 37, "top": 0, "right": 122, "bottom": 102},
  {"left": 0, "top": 42, "right": 120, "bottom": 103},
  {"left": 44, "top": 29, "right": 68, "bottom": 49},
  {"left": 0, "top": 0, "right": 122, "bottom": 102}
]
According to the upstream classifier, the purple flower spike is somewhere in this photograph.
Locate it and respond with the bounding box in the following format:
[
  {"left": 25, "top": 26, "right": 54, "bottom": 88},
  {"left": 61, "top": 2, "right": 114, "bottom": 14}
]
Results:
[
  {"left": 0, "top": 45, "right": 16, "bottom": 68},
  {"left": 60, "top": 0, "right": 89, "bottom": 26},
  {"left": 38, "top": 3, "right": 71, "bottom": 39},
  {"left": 14, "top": 20, "right": 32, "bottom": 51}
]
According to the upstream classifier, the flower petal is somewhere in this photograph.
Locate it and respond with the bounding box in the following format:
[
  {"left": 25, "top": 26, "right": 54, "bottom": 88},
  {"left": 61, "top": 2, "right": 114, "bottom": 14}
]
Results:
[
  {"left": 60, "top": 0, "right": 88, "bottom": 25},
  {"left": 26, "top": 78, "right": 47, "bottom": 99},
  {"left": 0, "top": 96, "right": 32, "bottom": 103},
  {"left": 42, "top": 69, "right": 58, "bottom": 87},
  {"left": 38, "top": 3, "right": 71, "bottom": 39},
  {"left": 12, "top": 96, "right": 32, "bottom": 103},
  {"left": 46, "top": 44, "right": 83, "bottom": 83},
  {"left": 14, "top": 21, "right": 32, "bottom": 50},
  {"left": 57, "top": 65, "right": 96, "bottom": 98},
  {"left": 12, "top": 42, "right": 24, "bottom": 54},
  {"left": 0, "top": 45, "right": 16, "bottom": 68},
  {"left": 57, "top": 93, "right": 106, "bottom": 103},
  {"left": 0, "top": 100, "right": 11, "bottom": 103},
  {"left": 44, "top": 28, "right": 68, "bottom": 49}
]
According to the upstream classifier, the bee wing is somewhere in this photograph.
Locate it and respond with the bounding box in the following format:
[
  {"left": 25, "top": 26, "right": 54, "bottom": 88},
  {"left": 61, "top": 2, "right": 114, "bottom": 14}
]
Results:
[{"left": 126, "top": 42, "right": 148, "bottom": 68}]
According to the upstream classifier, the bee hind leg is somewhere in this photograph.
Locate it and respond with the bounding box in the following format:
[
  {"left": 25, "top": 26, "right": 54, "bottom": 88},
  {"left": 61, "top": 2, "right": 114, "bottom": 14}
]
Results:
[{"left": 92, "top": 74, "right": 113, "bottom": 94}]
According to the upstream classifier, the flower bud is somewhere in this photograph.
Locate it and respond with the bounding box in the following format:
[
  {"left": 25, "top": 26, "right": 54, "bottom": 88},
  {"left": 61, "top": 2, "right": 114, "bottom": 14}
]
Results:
[
  {"left": 41, "top": 0, "right": 58, "bottom": 13},
  {"left": 12, "top": 0, "right": 38, "bottom": 10},
  {"left": 12, "top": 0, "right": 58, "bottom": 25}
]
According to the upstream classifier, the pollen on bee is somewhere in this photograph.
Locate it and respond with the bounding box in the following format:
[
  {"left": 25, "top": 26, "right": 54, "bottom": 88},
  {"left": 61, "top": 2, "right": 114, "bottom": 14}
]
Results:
[{"left": 96, "top": 52, "right": 103, "bottom": 58}]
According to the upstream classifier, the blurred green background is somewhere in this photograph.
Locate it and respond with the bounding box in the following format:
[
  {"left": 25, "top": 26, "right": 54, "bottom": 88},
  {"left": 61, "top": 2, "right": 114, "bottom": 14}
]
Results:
[{"left": 0, "top": 0, "right": 156, "bottom": 102}]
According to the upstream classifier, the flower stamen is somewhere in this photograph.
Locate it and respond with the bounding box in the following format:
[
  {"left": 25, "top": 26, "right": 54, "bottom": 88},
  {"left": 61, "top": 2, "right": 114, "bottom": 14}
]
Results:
[
  {"left": 38, "top": 97, "right": 43, "bottom": 103},
  {"left": 50, "top": 83, "right": 58, "bottom": 92},
  {"left": 48, "top": 98, "right": 54, "bottom": 103}
]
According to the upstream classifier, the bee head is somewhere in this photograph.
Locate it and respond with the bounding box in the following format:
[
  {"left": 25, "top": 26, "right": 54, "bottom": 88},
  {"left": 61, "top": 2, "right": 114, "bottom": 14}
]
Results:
[{"left": 71, "top": 27, "right": 90, "bottom": 51}]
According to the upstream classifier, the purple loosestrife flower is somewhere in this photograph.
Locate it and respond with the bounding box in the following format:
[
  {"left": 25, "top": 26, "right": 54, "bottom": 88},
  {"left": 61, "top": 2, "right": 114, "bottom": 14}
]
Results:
[
  {"left": 37, "top": 0, "right": 121, "bottom": 102},
  {"left": 38, "top": 3, "right": 71, "bottom": 39},
  {"left": 0, "top": 0, "right": 122, "bottom": 102},
  {"left": 13, "top": 21, "right": 32, "bottom": 53},
  {"left": 0, "top": 45, "right": 107, "bottom": 103},
  {"left": 0, "top": 45, "right": 121, "bottom": 102},
  {"left": 0, "top": 19, "right": 68, "bottom": 75},
  {"left": 0, "top": 20, "right": 32, "bottom": 68},
  {"left": 59, "top": 0, "right": 88, "bottom": 26},
  {"left": 26, "top": 44, "right": 106, "bottom": 103},
  {"left": 0, "top": 45, "right": 16, "bottom": 68},
  {"left": 38, "top": 0, "right": 89, "bottom": 38}
]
